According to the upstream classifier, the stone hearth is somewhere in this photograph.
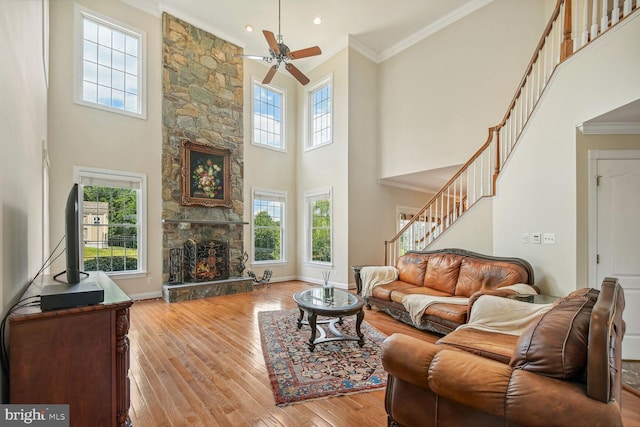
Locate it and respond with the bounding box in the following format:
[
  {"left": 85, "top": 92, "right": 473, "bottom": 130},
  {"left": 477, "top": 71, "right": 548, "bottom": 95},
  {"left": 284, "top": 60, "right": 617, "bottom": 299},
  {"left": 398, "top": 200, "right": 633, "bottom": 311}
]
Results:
[{"left": 163, "top": 277, "right": 253, "bottom": 303}]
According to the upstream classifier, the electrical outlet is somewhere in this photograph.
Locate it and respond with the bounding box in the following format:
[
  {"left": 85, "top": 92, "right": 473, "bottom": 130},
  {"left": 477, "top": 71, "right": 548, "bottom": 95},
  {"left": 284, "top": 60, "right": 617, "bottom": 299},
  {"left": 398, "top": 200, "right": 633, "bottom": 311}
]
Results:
[
  {"left": 532, "top": 233, "right": 541, "bottom": 244},
  {"left": 521, "top": 233, "right": 530, "bottom": 243},
  {"left": 147, "top": 277, "right": 153, "bottom": 285},
  {"left": 543, "top": 233, "right": 556, "bottom": 244}
]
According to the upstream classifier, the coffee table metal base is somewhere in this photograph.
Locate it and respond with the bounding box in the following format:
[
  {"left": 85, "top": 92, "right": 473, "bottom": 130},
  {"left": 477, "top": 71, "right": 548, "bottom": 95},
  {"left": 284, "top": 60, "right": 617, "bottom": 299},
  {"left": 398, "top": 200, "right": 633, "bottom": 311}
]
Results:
[{"left": 297, "top": 308, "right": 365, "bottom": 351}]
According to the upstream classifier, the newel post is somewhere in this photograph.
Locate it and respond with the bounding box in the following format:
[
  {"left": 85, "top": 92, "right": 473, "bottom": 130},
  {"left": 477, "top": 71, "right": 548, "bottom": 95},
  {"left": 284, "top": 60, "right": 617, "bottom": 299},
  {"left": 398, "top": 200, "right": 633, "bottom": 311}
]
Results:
[{"left": 561, "top": 0, "right": 574, "bottom": 61}]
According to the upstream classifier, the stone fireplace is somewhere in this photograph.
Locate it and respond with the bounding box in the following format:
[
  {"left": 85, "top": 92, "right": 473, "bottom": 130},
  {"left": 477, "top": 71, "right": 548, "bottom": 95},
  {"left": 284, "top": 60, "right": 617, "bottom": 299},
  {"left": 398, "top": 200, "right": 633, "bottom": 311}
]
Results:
[{"left": 161, "top": 14, "right": 252, "bottom": 302}]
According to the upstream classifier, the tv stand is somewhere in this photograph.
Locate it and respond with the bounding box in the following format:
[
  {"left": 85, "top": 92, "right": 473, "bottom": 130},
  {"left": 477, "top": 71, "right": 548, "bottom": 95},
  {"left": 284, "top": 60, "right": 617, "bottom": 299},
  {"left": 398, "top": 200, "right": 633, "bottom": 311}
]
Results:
[{"left": 9, "top": 271, "right": 133, "bottom": 427}]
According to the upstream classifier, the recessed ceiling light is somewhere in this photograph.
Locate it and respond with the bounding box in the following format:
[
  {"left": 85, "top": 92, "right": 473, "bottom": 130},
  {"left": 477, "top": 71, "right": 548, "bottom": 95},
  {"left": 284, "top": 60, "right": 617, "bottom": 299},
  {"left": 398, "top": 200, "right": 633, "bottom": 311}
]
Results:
[
  {"left": 245, "top": 25, "right": 254, "bottom": 32},
  {"left": 313, "top": 17, "right": 322, "bottom": 25}
]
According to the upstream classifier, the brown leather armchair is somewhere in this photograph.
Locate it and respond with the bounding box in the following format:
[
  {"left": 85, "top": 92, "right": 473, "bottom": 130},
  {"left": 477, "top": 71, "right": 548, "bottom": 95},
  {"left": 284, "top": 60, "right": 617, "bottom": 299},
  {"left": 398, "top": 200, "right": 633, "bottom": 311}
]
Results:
[{"left": 381, "top": 278, "right": 625, "bottom": 427}]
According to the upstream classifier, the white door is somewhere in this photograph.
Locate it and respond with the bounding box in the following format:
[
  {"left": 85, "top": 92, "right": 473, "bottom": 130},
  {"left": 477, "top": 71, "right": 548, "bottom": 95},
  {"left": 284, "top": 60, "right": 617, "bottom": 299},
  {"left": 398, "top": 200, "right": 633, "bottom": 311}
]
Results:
[{"left": 596, "top": 158, "right": 640, "bottom": 360}]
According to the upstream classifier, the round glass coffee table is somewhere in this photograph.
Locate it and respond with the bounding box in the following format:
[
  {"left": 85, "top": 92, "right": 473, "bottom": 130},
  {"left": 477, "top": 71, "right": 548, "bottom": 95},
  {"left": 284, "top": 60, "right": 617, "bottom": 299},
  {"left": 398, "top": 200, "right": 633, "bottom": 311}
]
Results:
[{"left": 293, "top": 287, "right": 366, "bottom": 351}]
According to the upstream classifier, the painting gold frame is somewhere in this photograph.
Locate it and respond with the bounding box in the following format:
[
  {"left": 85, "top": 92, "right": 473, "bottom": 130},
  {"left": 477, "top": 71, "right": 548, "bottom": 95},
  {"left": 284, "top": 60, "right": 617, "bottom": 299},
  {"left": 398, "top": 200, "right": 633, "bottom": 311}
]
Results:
[{"left": 180, "top": 139, "right": 232, "bottom": 208}]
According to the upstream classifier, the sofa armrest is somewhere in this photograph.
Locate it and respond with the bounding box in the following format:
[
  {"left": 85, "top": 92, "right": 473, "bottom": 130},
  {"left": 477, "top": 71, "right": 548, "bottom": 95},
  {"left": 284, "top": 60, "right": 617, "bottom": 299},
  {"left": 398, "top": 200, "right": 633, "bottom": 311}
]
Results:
[
  {"left": 428, "top": 349, "right": 623, "bottom": 427},
  {"left": 381, "top": 333, "right": 439, "bottom": 389}
]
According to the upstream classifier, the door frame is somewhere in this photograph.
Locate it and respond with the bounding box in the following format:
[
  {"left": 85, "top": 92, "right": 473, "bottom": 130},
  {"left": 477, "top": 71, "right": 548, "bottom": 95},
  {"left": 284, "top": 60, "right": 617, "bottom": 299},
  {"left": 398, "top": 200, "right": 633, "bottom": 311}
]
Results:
[{"left": 588, "top": 149, "right": 640, "bottom": 289}]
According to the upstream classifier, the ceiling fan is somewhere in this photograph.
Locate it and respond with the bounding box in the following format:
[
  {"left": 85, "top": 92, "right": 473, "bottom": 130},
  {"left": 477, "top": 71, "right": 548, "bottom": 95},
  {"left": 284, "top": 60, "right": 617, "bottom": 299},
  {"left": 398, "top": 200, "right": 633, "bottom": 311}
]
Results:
[{"left": 236, "top": 0, "right": 322, "bottom": 86}]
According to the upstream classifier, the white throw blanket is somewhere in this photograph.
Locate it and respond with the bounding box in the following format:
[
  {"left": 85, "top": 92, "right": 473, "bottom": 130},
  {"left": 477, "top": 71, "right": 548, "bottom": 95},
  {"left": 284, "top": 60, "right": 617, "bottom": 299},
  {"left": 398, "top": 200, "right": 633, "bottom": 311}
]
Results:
[
  {"left": 402, "top": 294, "right": 469, "bottom": 327},
  {"left": 360, "top": 266, "right": 398, "bottom": 297},
  {"left": 457, "top": 294, "right": 553, "bottom": 336},
  {"left": 401, "top": 283, "right": 539, "bottom": 327}
]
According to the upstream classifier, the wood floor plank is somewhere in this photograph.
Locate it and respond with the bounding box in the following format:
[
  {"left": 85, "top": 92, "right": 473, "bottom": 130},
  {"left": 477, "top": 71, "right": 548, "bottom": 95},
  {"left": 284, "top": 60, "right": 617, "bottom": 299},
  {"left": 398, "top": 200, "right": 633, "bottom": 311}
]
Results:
[{"left": 128, "top": 280, "right": 640, "bottom": 426}]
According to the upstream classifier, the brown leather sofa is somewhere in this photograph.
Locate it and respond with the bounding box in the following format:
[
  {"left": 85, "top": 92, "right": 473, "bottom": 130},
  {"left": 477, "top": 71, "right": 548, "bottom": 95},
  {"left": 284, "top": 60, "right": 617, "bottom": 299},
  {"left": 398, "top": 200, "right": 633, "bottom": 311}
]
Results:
[
  {"left": 381, "top": 278, "right": 626, "bottom": 427},
  {"left": 353, "top": 248, "right": 536, "bottom": 334}
]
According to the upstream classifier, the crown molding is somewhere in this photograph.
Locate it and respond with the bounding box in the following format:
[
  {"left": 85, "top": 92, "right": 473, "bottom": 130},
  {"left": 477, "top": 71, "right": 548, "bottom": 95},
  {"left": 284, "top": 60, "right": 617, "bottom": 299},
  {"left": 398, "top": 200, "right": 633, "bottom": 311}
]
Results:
[
  {"left": 578, "top": 122, "right": 640, "bottom": 134},
  {"left": 377, "top": 0, "right": 494, "bottom": 62},
  {"left": 121, "top": 0, "right": 246, "bottom": 48}
]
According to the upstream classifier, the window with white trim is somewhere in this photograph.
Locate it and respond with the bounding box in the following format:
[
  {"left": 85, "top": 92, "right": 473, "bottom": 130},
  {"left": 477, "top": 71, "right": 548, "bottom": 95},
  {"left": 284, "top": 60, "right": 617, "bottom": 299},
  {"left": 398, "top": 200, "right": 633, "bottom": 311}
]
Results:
[
  {"left": 75, "top": 4, "right": 146, "bottom": 118},
  {"left": 252, "top": 189, "right": 286, "bottom": 263},
  {"left": 305, "top": 189, "right": 332, "bottom": 264},
  {"left": 252, "top": 82, "right": 284, "bottom": 150},
  {"left": 307, "top": 76, "right": 332, "bottom": 149},
  {"left": 75, "top": 167, "right": 147, "bottom": 276}
]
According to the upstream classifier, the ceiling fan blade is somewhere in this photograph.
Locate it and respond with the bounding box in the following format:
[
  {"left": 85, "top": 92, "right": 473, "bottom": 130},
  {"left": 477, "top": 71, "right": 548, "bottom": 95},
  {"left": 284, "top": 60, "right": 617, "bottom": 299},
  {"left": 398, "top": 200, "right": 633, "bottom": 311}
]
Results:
[
  {"left": 263, "top": 64, "right": 279, "bottom": 85},
  {"left": 263, "top": 30, "right": 281, "bottom": 56},
  {"left": 287, "top": 46, "right": 322, "bottom": 60},
  {"left": 285, "top": 63, "right": 310, "bottom": 86},
  {"left": 234, "top": 54, "right": 268, "bottom": 61}
]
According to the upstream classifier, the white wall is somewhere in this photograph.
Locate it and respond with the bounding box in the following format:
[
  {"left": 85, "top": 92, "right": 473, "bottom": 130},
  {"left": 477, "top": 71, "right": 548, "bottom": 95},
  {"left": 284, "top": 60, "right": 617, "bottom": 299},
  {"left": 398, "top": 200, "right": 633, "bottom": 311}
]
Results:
[
  {"left": 0, "top": 0, "right": 48, "bottom": 312},
  {"left": 347, "top": 48, "right": 429, "bottom": 283},
  {"left": 378, "top": 0, "right": 547, "bottom": 179},
  {"left": 296, "top": 49, "right": 350, "bottom": 286},
  {"left": 0, "top": 0, "right": 48, "bottom": 400},
  {"left": 242, "top": 59, "right": 299, "bottom": 281},
  {"left": 48, "top": 0, "right": 162, "bottom": 298},
  {"left": 493, "top": 14, "right": 640, "bottom": 296}
]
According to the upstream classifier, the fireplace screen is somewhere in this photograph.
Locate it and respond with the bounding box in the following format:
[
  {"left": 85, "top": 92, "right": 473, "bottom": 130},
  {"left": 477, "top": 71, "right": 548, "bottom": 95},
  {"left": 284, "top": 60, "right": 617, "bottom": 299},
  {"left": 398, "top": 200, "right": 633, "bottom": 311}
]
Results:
[{"left": 169, "top": 239, "right": 229, "bottom": 283}]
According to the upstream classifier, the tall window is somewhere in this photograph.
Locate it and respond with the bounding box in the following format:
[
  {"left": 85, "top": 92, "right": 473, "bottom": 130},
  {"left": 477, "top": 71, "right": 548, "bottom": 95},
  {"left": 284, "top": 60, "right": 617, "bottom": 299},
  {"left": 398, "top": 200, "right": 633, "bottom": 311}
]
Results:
[
  {"left": 307, "top": 76, "right": 332, "bottom": 149},
  {"left": 252, "top": 190, "right": 286, "bottom": 263},
  {"left": 253, "top": 82, "right": 284, "bottom": 150},
  {"left": 75, "top": 167, "right": 146, "bottom": 276},
  {"left": 306, "top": 189, "right": 332, "bottom": 264},
  {"left": 75, "top": 4, "right": 146, "bottom": 118}
]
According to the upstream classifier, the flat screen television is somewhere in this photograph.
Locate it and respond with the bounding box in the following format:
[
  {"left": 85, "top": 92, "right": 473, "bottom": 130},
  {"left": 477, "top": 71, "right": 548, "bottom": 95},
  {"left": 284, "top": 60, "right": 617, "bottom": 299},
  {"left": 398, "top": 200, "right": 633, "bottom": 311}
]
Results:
[{"left": 54, "top": 183, "right": 86, "bottom": 284}]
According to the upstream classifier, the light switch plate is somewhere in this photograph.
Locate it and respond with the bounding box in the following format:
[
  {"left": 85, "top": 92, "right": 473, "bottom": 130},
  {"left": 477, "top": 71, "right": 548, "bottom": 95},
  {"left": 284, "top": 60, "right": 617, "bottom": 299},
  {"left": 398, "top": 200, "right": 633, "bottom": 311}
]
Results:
[{"left": 532, "top": 233, "right": 541, "bottom": 244}]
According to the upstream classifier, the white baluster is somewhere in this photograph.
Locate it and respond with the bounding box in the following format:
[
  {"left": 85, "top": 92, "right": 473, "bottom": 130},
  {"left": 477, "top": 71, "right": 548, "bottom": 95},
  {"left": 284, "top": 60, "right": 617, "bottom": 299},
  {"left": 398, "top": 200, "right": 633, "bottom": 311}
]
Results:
[
  {"left": 623, "top": 0, "right": 632, "bottom": 17},
  {"left": 591, "top": 0, "right": 600, "bottom": 39},
  {"left": 612, "top": 0, "right": 620, "bottom": 24},
  {"left": 601, "top": 0, "right": 609, "bottom": 31},
  {"left": 573, "top": 0, "right": 580, "bottom": 51},
  {"left": 582, "top": 0, "right": 590, "bottom": 45}
]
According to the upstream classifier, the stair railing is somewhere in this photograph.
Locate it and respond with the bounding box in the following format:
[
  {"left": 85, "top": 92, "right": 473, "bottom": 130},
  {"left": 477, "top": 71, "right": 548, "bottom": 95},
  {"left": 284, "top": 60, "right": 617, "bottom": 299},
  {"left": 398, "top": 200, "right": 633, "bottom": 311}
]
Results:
[{"left": 385, "top": 0, "right": 638, "bottom": 265}]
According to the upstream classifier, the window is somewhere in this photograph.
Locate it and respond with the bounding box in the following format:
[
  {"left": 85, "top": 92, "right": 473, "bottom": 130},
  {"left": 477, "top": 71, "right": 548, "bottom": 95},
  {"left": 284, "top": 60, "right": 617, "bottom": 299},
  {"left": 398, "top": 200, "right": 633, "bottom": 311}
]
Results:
[
  {"left": 74, "top": 4, "right": 146, "bottom": 118},
  {"left": 75, "top": 166, "right": 147, "bottom": 276},
  {"left": 252, "top": 189, "right": 286, "bottom": 263},
  {"left": 307, "top": 76, "right": 332, "bottom": 149},
  {"left": 252, "top": 82, "right": 284, "bottom": 150},
  {"left": 306, "top": 189, "right": 332, "bottom": 264}
]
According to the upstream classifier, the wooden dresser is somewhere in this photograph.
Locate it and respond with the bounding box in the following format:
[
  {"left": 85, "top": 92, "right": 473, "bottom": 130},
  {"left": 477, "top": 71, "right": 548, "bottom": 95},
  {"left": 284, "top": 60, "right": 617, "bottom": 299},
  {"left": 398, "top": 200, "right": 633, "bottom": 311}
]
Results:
[{"left": 9, "top": 271, "right": 133, "bottom": 427}]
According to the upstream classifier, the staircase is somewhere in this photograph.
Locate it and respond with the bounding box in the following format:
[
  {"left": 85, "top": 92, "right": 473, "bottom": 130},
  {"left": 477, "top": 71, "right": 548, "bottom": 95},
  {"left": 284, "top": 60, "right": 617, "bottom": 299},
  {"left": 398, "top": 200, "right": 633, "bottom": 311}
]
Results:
[{"left": 385, "top": 0, "right": 640, "bottom": 265}]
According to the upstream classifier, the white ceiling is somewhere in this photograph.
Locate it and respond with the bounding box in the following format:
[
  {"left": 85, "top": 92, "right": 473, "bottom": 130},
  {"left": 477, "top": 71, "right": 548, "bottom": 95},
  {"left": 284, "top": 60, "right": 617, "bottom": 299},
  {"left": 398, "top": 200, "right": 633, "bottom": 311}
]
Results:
[{"left": 123, "top": 0, "right": 492, "bottom": 66}]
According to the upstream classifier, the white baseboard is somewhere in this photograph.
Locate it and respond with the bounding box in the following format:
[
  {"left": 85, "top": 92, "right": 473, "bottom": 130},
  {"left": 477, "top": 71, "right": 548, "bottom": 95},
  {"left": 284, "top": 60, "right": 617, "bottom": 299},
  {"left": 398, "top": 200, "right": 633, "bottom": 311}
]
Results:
[{"left": 130, "top": 290, "right": 162, "bottom": 300}]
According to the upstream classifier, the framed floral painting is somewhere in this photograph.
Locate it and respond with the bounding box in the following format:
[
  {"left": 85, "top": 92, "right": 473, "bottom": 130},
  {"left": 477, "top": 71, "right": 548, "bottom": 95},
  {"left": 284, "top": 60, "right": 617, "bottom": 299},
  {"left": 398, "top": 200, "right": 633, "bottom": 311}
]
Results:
[{"left": 180, "top": 139, "right": 232, "bottom": 208}]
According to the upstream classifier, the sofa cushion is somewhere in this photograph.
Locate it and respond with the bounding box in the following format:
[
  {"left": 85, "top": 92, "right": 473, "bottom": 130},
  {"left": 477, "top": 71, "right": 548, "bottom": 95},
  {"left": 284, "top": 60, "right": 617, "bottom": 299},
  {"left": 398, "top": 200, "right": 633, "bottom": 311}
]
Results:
[
  {"left": 455, "top": 258, "right": 530, "bottom": 297},
  {"left": 437, "top": 328, "right": 519, "bottom": 364},
  {"left": 371, "top": 280, "right": 417, "bottom": 301},
  {"left": 397, "top": 253, "right": 429, "bottom": 286},
  {"left": 423, "top": 254, "right": 462, "bottom": 294},
  {"left": 423, "top": 303, "right": 468, "bottom": 327},
  {"left": 510, "top": 288, "right": 598, "bottom": 380},
  {"left": 389, "top": 286, "right": 451, "bottom": 304}
]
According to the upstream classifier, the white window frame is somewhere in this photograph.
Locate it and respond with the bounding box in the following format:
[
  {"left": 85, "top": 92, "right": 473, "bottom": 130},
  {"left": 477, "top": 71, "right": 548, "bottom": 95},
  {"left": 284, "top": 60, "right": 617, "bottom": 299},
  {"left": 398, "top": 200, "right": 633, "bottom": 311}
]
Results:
[
  {"left": 74, "top": 166, "right": 147, "bottom": 278},
  {"left": 252, "top": 80, "right": 286, "bottom": 152},
  {"left": 73, "top": 4, "right": 147, "bottom": 119},
  {"left": 305, "top": 188, "right": 333, "bottom": 266},
  {"left": 305, "top": 74, "right": 333, "bottom": 151},
  {"left": 251, "top": 188, "right": 287, "bottom": 265}
]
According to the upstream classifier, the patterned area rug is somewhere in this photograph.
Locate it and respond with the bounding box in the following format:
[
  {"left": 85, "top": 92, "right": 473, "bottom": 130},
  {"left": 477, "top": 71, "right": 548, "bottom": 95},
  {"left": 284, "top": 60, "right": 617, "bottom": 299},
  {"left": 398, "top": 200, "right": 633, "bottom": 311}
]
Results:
[{"left": 258, "top": 309, "right": 388, "bottom": 406}]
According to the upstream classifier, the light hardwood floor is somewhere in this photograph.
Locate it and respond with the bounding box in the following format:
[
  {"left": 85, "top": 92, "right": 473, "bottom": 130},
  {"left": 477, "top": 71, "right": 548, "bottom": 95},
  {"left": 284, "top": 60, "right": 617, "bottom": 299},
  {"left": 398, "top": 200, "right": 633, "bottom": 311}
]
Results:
[{"left": 128, "top": 281, "right": 640, "bottom": 427}]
